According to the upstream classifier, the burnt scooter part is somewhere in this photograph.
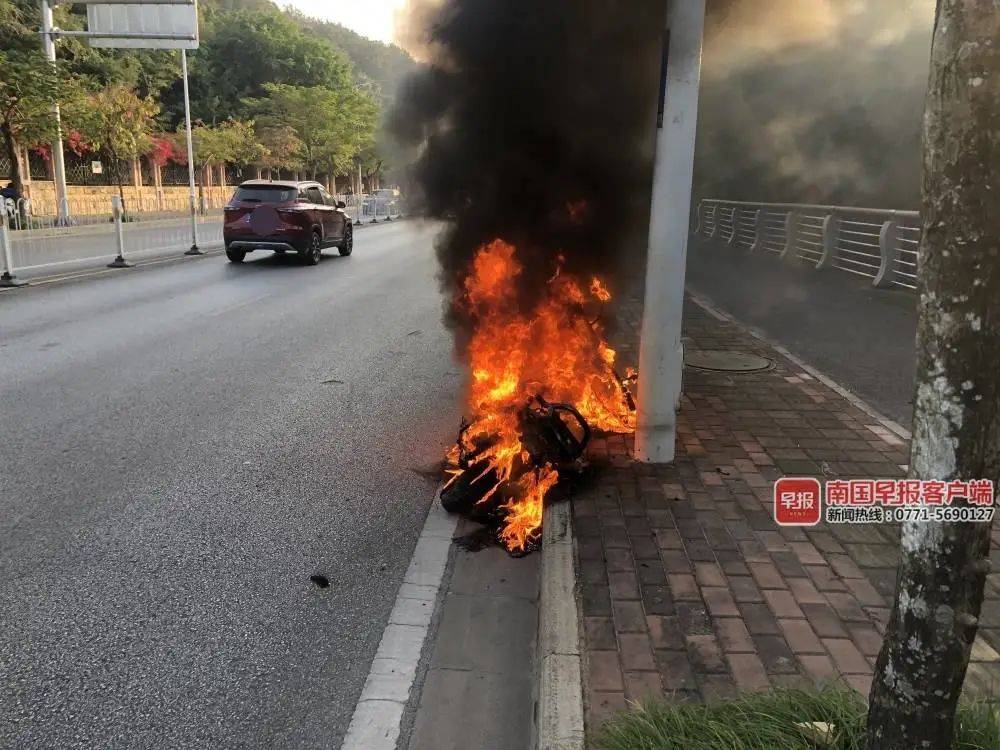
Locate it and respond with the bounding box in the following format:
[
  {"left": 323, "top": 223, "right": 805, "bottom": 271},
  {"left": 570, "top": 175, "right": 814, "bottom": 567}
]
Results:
[{"left": 440, "top": 395, "right": 591, "bottom": 550}]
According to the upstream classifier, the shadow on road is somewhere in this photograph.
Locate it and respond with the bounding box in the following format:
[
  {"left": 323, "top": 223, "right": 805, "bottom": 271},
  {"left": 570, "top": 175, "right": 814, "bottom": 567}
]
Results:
[{"left": 225, "top": 251, "right": 351, "bottom": 273}]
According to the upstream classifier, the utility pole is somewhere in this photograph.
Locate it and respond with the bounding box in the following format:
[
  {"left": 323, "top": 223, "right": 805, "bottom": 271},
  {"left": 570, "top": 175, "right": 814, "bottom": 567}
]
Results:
[
  {"left": 866, "top": 2, "right": 1000, "bottom": 748},
  {"left": 40, "top": 0, "right": 70, "bottom": 224},
  {"left": 180, "top": 49, "right": 202, "bottom": 255},
  {"left": 635, "top": 0, "right": 706, "bottom": 463}
]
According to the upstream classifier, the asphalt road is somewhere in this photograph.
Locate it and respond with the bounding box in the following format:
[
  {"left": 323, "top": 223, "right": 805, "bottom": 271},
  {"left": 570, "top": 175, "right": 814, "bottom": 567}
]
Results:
[
  {"left": 0, "top": 221, "right": 463, "bottom": 749},
  {"left": 685, "top": 234, "right": 918, "bottom": 425}
]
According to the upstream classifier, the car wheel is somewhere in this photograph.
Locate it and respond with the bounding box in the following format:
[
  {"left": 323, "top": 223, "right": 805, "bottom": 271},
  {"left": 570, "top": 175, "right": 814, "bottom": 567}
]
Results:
[
  {"left": 338, "top": 226, "right": 353, "bottom": 257},
  {"left": 301, "top": 232, "right": 322, "bottom": 265},
  {"left": 226, "top": 247, "right": 246, "bottom": 263}
]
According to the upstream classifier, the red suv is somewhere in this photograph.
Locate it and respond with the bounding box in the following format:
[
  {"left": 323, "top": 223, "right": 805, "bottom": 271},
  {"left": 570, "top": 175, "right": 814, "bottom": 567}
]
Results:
[{"left": 223, "top": 180, "right": 353, "bottom": 265}]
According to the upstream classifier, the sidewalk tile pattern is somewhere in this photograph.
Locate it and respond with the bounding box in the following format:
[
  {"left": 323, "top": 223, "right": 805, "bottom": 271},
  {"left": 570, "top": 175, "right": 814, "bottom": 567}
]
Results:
[{"left": 578, "top": 297, "right": 1000, "bottom": 732}]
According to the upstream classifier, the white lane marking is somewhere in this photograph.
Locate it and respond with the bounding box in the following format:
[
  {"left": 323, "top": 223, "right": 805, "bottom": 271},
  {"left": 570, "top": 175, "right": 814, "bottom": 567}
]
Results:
[{"left": 340, "top": 495, "right": 456, "bottom": 750}]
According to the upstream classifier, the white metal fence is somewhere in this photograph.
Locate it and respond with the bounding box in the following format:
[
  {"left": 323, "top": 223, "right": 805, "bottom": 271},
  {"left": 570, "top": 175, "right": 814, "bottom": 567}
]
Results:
[
  {"left": 694, "top": 199, "right": 922, "bottom": 291},
  {"left": 341, "top": 194, "right": 404, "bottom": 225},
  {"left": 0, "top": 192, "right": 404, "bottom": 285},
  {"left": 1, "top": 197, "right": 222, "bottom": 280}
]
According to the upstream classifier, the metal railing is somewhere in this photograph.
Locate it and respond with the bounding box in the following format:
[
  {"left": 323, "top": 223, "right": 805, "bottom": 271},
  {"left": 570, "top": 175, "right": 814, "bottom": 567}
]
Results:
[
  {"left": 1, "top": 192, "right": 404, "bottom": 285},
  {"left": 694, "top": 199, "right": 922, "bottom": 291},
  {"left": 345, "top": 194, "right": 404, "bottom": 225},
  {"left": 1, "top": 196, "right": 223, "bottom": 282}
]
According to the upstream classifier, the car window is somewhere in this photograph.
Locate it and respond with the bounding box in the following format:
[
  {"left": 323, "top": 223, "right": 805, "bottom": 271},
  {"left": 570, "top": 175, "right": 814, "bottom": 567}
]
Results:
[
  {"left": 305, "top": 187, "right": 325, "bottom": 205},
  {"left": 319, "top": 187, "right": 335, "bottom": 205},
  {"left": 233, "top": 186, "right": 295, "bottom": 203}
]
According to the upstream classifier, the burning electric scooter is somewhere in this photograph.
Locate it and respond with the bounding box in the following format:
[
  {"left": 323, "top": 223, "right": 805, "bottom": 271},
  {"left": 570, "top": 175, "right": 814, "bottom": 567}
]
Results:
[{"left": 438, "top": 239, "right": 636, "bottom": 555}]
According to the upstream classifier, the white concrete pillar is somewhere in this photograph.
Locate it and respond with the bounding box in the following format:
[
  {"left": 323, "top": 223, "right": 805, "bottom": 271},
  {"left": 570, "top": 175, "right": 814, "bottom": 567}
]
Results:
[{"left": 635, "top": 0, "right": 706, "bottom": 464}]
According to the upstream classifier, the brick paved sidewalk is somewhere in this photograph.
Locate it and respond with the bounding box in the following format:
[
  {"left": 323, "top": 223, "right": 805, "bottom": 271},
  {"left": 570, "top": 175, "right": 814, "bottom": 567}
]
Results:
[{"left": 578, "top": 294, "right": 1000, "bottom": 733}]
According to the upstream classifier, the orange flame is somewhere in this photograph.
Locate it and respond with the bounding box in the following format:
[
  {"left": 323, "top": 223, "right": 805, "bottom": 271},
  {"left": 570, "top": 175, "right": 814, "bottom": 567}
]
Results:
[
  {"left": 449, "top": 239, "right": 635, "bottom": 552},
  {"left": 591, "top": 277, "right": 612, "bottom": 302}
]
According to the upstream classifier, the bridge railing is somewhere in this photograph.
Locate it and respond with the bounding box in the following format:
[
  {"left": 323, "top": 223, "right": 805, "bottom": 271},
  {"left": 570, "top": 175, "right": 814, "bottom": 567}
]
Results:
[{"left": 693, "top": 199, "right": 922, "bottom": 291}]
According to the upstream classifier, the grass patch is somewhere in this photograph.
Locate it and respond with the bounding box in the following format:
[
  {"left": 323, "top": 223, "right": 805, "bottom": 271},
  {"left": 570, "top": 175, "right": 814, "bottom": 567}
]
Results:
[{"left": 594, "top": 687, "right": 1000, "bottom": 750}]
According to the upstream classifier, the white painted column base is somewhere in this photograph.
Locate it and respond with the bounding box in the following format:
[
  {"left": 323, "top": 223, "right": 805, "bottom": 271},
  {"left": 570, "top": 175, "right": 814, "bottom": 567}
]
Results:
[{"left": 635, "top": 339, "right": 683, "bottom": 463}]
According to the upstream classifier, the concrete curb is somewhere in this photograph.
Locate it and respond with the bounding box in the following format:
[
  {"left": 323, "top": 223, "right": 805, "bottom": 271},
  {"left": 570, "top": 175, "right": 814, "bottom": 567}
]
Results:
[{"left": 537, "top": 500, "right": 585, "bottom": 750}]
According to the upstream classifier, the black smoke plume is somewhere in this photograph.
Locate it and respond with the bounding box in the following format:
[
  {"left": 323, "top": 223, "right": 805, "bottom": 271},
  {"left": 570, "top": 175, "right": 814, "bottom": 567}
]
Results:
[
  {"left": 391, "top": 0, "right": 665, "bottom": 332},
  {"left": 696, "top": 0, "right": 933, "bottom": 209}
]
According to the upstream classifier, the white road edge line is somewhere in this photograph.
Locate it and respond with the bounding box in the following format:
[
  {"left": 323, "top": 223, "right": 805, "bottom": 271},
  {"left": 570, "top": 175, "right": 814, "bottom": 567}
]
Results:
[
  {"left": 538, "top": 499, "right": 585, "bottom": 750},
  {"left": 340, "top": 491, "right": 457, "bottom": 750},
  {"left": 686, "top": 290, "right": 912, "bottom": 441}
]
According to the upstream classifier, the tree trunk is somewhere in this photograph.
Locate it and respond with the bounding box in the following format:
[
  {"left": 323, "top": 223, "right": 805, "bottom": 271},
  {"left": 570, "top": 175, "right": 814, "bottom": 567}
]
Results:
[
  {"left": 0, "top": 122, "right": 30, "bottom": 225},
  {"left": 1, "top": 121, "right": 23, "bottom": 201},
  {"left": 867, "top": 3, "right": 1000, "bottom": 748}
]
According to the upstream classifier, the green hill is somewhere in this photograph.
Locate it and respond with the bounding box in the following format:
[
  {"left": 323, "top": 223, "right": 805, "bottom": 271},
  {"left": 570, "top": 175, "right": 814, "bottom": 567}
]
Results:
[{"left": 202, "top": 0, "right": 416, "bottom": 103}]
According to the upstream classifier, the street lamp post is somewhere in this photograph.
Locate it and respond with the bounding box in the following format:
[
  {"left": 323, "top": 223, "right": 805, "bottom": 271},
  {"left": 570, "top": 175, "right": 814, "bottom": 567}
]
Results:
[
  {"left": 40, "top": 0, "right": 70, "bottom": 224},
  {"left": 180, "top": 49, "right": 202, "bottom": 255},
  {"left": 635, "top": 0, "right": 706, "bottom": 463}
]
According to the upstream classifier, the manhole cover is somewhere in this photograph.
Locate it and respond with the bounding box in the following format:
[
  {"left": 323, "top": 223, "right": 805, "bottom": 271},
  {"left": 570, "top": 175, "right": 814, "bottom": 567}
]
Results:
[{"left": 685, "top": 350, "right": 772, "bottom": 372}]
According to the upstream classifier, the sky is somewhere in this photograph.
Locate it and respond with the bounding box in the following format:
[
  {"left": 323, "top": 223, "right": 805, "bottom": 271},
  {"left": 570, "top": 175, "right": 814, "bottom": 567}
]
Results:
[{"left": 278, "top": 0, "right": 408, "bottom": 44}]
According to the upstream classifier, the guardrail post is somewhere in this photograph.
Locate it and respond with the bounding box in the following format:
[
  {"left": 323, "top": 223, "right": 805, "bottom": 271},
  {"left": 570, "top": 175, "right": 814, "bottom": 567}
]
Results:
[
  {"left": 107, "top": 195, "right": 132, "bottom": 269},
  {"left": 816, "top": 211, "right": 839, "bottom": 269},
  {"left": 706, "top": 202, "right": 717, "bottom": 238},
  {"left": 873, "top": 213, "right": 899, "bottom": 288},
  {"left": 750, "top": 207, "right": 764, "bottom": 253},
  {"left": 727, "top": 206, "right": 738, "bottom": 245},
  {"left": 14, "top": 198, "right": 31, "bottom": 231},
  {"left": 692, "top": 200, "right": 704, "bottom": 235},
  {"left": 780, "top": 210, "right": 800, "bottom": 261},
  {"left": 0, "top": 201, "right": 27, "bottom": 288}
]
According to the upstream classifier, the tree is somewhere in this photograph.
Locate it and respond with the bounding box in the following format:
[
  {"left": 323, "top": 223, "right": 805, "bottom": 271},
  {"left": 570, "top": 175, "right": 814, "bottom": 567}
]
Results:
[
  {"left": 0, "top": 0, "right": 405, "bottom": 201},
  {"left": 0, "top": 1, "right": 68, "bottom": 208},
  {"left": 190, "top": 9, "right": 352, "bottom": 123},
  {"left": 257, "top": 125, "right": 304, "bottom": 176},
  {"left": 867, "top": 3, "right": 1000, "bottom": 748},
  {"left": 176, "top": 118, "right": 264, "bottom": 202},
  {"left": 75, "top": 85, "right": 159, "bottom": 209},
  {"left": 317, "top": 85, "right": 377, "bottom": 182},
  {"left": 245, "top": 83, "right": 375, "bottom": 181},
  {"left": 0, "top": 49, "right": 64, "bottom": 206},
  {"left": 358, "top": 147, "right": 384, "bottom": 193},
  {"left": 287, "top": 8, "right": 416, "bottom": 104}
]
